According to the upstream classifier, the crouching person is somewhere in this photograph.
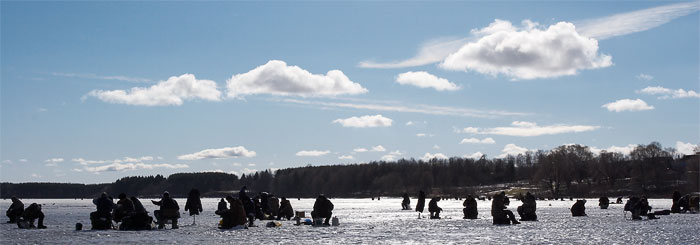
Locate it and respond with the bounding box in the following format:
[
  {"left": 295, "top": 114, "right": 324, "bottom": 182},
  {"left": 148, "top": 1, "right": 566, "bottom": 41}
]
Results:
[
  {"left": 517, "top": 192, "right": 537, "bottom": 221},
  {"left": 277, "top": 197, "right": 294, "bottom": 220},
  {"left": 491, "top": 192, "right": 519, "bottom": 225},
  {"left": 571, "top": 200, "right": 587, "bottom": 217},
  {"left": 152, "top": 191, "right": 180, "bottom": 229},
  {"left": 6, "top": 196, "right": 24, "bottom": 223},
  {"left": 119, "top": 196, "right": 153, "bottom": 230},
  {"left": 311, "top": 195, "right": 334, "bottom": 226},
  {"left": 428, "top": 197, "right": 442, "bottom": 219},
  {"left": 219, "top": 196, "right": 248, "bottom": 229},
  {"left": 91, "top": 192, "right": 114, "bottom": 230},
  {"left": 462, "top": 195, "right": 478, "bottom": 219},
  {"left": 17, "top": 203, "right": 46, "bottom": 229}
]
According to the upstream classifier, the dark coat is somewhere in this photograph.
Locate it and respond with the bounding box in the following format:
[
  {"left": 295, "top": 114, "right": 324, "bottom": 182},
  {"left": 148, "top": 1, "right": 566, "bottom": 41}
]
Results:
[
  {"left": 93, "top": 196, "right": 114, "bottom": 214},
  {"left": 415, "top": 191, "right": 426, "bottom": 213},
  {"left": 428, "top": 198, "right": 441, "bottom": 213},
  {"left": 185, "top": 196, "right": 203, "bottom": 215},
  {"left": 153, "top": 197, "right": 179, "bottom": 211},
  {"left": 313, "top": 197, "right": 334, "bottom": 217}
]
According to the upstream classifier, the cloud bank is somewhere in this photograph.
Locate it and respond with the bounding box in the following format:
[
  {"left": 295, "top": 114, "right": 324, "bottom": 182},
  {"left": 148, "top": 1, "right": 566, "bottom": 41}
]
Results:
[
  {"left": 460, "top": 121, "right": 599, "bottom": 137},
  {"left": 87, "top": 74, "right": 221, "bottom": 106},
  {"left": 178, "top": 146, "right": 256, "bottom": 160},
  {"left": 497, "top": 144, "right": 529, "bottom": 158},
  {"left": 227, "top": 60, "right": 367, "bottom": 98}
]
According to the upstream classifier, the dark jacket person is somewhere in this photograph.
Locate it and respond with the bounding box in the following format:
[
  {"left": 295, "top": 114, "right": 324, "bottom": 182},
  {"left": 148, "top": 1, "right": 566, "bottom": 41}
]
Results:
[
  {"left": 6, "top": 196, "right": 24, "bottom": 223},
  {"left": 152, "top": 191, "right": 180, "bottom": 229},
  {"left": 311, "top": 195, "right": 334, "bottom": 225},
  {"left": 185, "top": 189, "right": 203, "bottom": 216}
]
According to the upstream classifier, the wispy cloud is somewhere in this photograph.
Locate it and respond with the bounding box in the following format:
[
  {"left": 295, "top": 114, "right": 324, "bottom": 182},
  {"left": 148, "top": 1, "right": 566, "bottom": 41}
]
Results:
[
  {"left": 52, "top": 72, "right": 151, "bottom": 83},
  {"left": 74, "top": 163, "right": 188, "bottom": 173},
  {"left": 576, "top": 1, "right": 700, "bottom": 40},
  {"left": 338, "top": 155, "right": 354, "bottom": 160},
  {"left": 602, "top": 99, "right": 654, "bottom": 112},
  {"left": 381, "top": 150, "right": 403, "bottom": 161},
  {"left": 637, "top": 86, "right": 700, "bottom": 99},
  {"left": 359, "top": 37, "right": 469, "bottom": 68},
  {"left": 296, "top": 150, "right": 330, "bottom": 157},
  {"left": 636, "top": 73, "right": 654, "bottom": 81},
  {"left": 178, "top": 146, "right": 256, "bottom": 160},
  {"left": 279, "top": 98, "right": 528, "bottom": 118},
  {"left": 460, "top": 137, "right": 496, "bottom": 144},
  {"left": 459, "top": 121, "right": 599, "bottom": 137}
]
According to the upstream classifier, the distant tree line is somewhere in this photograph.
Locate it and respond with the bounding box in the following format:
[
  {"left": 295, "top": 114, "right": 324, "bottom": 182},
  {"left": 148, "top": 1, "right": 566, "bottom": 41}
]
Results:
[{"left": 2, "top": 142, "right": 698, "bottom": 199}]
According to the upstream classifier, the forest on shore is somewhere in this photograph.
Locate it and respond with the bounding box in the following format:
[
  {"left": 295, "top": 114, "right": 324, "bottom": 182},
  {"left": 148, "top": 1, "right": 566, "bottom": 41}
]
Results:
[{"left": 2, "top": 142, "right": 698, "bottom": 199}]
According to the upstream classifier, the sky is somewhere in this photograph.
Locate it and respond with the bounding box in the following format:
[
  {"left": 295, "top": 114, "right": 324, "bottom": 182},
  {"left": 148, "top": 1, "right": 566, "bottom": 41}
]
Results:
[{"left": 1, "top": 1, "right": 699, "bottom": 184}]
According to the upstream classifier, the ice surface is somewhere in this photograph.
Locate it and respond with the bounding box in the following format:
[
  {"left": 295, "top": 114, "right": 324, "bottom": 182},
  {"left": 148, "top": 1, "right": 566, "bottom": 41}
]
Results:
[{"left": 1, "top": 198, "right": 698, "bottom": 244}]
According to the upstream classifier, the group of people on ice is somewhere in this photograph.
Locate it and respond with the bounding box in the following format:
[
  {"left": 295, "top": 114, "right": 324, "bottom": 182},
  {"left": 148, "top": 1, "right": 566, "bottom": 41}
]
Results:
[{"left": 6, "top": 189, "right": 699, "bottom": 229}]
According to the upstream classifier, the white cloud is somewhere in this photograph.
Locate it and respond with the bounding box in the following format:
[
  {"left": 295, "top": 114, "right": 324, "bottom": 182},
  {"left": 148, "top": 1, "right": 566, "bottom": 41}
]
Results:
[
  {"left": 78, "top": 163, "right": 189, "bottom": 173},
  {"left": 295, "top": 150, "right": 330, "bottom": 157},
  {"left": 457, "top": 127, "right": 480, "bottom": 134},
  {"left": 45, "top": 158, "right": 64, "bottom": 166},
  {"left": 30, "top": 173, "right": 42, "bottom": 178},
  {"left": 636, "top": 73, "right": 654, "bottom": 81},
  {"left": 460, "top": 137, "right": 496, "bottom": 144},
  {"left": 338, "top": 155, "right": 354, "bottom": 160},
  {"left": 37, "top": 108, "right": 47, "bottom": 113},
  {"left": 602, "top": 99, "right": 654, "bottom": 112},
  {"left": 371, "top": 145, "right": 386, "bottom": 152},
  {"left": 232, "top": 163, "right": 242, "bottom": 166},
  {"left": 497, "top": 144, "right": 529, "bottom": 158},
  {"left": 226, "top": 60, "right": 367, "bottom": 98},
  {"left": 52, "top": 72, "right": 152, "bottom": 83},
  {"left": 395, "top": 71, "right": 460, "bottom": 91},
  {"left": 406, "top": 120, "right": 427, "bottom": 126},
  {"left": 441, "top": 20, "right": 612, "bottom": 80},
  {"left": 416, "top": 133, "right": 434, "bottom": 137},
  {"left": 19, "top": 159, "right": 28, "bottom": 162},
  {"left": 353, "top": 148, "right": 369, "bottom": 153},
  {"left": 463, "top": 121, "right": 599, "bottom": 137},
  {"left": 381, "top": 151, "right": 403, "bottom": 161},
  {"left": 178, "top": 146, "right": 256, "bottom": 160},
  {"left": 432, "top": 144, "right": 441, "bottom": 149},
  {"left": 281, "top": 98, "right": 528, "bottom": 118},
  {"left": 637, "top": 86, "right": 700, "bottom": 99},
  {"left": 676, "top": 141, "right": 699, "bottom": 155},
  {"left": 1, "top": 160, "right": 11, "bottom": 164},
  {"left": 464, "top": 152, "right": 484, "bottom": 159},
  {"left": 333, "top": 114, "right": 393, "bottom": 128},
  {"left": 241, "top": 168, "right": 258, "bottom": 175},
  {"left": 86, "top": 74, "right": 221, "bottom": 106},
  {"left": 590, "top": 144, "right": 639, "bottom": 155},
  {"left": 576, "top": 2, "right": 700, "bottom": 40},
  {"left": 358, "top": 2, "right": 698, "bottom": 70},
  {"left": 421, "top": 152, "right": 448, "bottom": 161},
  {"left": 248, "top": 163, "right": 256, "bottom": 166}
]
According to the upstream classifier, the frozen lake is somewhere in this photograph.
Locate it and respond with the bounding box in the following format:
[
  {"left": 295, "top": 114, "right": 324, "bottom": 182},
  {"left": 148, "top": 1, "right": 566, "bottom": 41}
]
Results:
[{"left": 1, "top": 198, "right": 698, "bottom": 244}]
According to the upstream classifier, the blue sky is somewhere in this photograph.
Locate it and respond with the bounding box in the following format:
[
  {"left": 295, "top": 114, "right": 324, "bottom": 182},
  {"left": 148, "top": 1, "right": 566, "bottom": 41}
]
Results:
[{"left": 1, "top": 1, "right": 698, "bottom": 184}]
